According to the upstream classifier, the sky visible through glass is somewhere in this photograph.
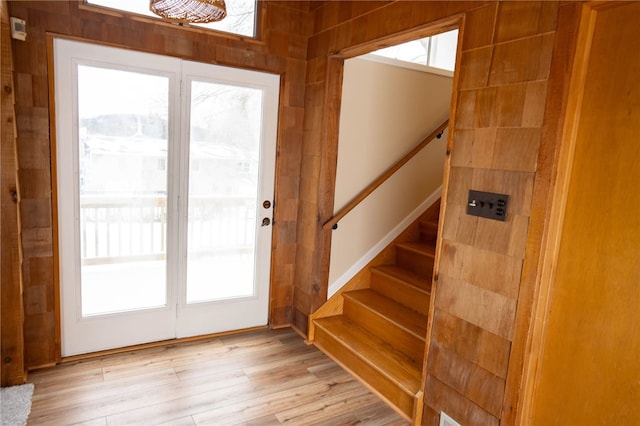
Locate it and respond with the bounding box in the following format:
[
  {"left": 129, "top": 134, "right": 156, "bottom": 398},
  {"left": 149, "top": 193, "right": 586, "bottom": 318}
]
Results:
[
  {"left": 371, "top": 29, "right": 459, "bottom": 72},
  {"left": 87, "top": 0, "right": 256, "bottom": 37}
]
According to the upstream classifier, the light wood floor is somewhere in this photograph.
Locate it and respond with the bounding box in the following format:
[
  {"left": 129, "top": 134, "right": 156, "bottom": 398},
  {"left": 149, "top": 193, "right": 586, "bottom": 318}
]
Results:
[{"left": 27, "top": 328, "right": 407, "bottom": 425}]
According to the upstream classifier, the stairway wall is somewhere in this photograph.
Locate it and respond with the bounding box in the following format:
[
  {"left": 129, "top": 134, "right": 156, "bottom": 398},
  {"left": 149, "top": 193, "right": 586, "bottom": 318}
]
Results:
[{"left": 329, "top": 56, "right": 450, "bottom": 291}]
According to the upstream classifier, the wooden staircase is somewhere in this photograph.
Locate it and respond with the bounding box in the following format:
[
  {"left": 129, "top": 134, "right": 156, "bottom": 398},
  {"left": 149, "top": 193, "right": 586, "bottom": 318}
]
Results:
[{"left": 310, "top": 201, "right": 440, "bottom": 422}]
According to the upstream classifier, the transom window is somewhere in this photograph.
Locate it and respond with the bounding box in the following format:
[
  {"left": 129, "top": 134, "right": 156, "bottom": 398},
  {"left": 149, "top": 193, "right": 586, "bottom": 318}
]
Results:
[
  {"left": 86, "top": 0, "right": 256, "bottom": 38},
  {"left": 367, "top": 29, "right": 459, "bottom": 74}
]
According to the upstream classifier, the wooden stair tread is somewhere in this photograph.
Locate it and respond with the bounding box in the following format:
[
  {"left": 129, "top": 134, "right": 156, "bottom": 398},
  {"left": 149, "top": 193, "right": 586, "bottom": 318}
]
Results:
[
  {"left": 313, "top": 316, "right": 422, "bottom": 394},
  {"left": 372, "top": 264, "right": 432, "bottom": 293},
  {"left": 344, "top": 289, "right": 427, "bottom": 340},
  {"left": 396, "top": 241, "right": 435, "bottom": 257}
]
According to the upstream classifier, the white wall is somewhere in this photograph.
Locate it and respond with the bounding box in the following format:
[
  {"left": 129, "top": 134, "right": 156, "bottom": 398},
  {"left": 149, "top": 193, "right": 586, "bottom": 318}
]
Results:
[{"left": 328, "top": 56, "right": 452, "bottom": 294}]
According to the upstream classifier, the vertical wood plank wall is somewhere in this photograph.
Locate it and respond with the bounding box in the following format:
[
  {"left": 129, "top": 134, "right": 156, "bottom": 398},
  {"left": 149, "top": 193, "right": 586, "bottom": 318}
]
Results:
[
  {"left": 1, "top": 0, "right": 26, "bottom": 386},
  {"left": 507, "top": 3, "right": 582, "bottom": 424},
  {"left": 6, "top": 0, "right": 312, "bottom": 368},
  {"left": 301, "top": 1, "right": 570, "bottom": 424},
  {"left": 530, "top": 2, "right": 640, "bottom": 424},
  {"left": 428, "top": 3, "right": 557, "bottom": 425}
]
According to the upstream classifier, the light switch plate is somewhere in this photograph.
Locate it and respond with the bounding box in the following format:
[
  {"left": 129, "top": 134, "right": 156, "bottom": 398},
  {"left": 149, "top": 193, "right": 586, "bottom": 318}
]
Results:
[{"left": 467, "top": 189, "right": 509, "bottom": 221}]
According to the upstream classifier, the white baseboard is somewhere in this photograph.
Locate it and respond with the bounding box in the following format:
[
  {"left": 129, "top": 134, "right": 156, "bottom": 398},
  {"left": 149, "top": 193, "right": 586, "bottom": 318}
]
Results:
[{"left": 328, "top": 186, "right": 442, "bottom": 297}]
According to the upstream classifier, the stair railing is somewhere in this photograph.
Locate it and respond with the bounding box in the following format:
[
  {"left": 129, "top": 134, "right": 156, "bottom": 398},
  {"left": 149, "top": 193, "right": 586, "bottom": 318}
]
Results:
[{"left": 322, "top": 119, "right": 449, "bottom": 231}]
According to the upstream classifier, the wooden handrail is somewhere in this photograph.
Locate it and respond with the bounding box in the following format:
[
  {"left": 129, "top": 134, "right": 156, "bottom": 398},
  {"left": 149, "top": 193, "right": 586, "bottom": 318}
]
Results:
[{"left": 323, "top": 119, "right": 449, "bottom": 231}]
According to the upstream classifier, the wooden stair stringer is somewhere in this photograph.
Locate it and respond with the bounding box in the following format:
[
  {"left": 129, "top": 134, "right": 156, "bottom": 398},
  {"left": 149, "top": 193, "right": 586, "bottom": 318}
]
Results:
[
  {"left": 308, "top": 198, "right": 441, "bottom": 423},
  {"left": 313, "top": 316, "right": 422, "bottom": 420},
  {"left": 308, "top": 201, "right": 438, "bottom": 342}
]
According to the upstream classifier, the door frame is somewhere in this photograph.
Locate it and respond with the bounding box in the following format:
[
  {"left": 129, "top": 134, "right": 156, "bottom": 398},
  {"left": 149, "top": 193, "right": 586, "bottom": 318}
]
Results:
[
  {"left": 516, "top": 2, "right": 621, "bottom": 422},
  {"left": 315, "top": 15, "right": 463, "bottom": 424},
  {"left": 175, "top": 60, "right": 279, "bottom": 339},
  {"left": 317, "top": 15, "right": 463, "bottom": 298},
  {"left": 50, "top": 36, "right": 281, "bottom": 358}
]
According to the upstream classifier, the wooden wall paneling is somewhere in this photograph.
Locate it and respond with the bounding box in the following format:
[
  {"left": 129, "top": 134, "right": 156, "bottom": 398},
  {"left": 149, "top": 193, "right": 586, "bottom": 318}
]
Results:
[
  {"left": 439, "top": 241, "right": 522, "bottom": 300},
  {"left": 457, "top": 47, "right": 493, "bottom": 90},
  {"left": 493, "top": 1, "right": 558, "bottom": 43},
  {"left": 435, "top": 276, "right": 517, "bottom": 341},
  {"left": 313, "top": 55, "right": 344, "bottom": 304},
  {"left": 430, "top": 309, "right": 510, "bottom": 380},
  {"left": 520, "top": 2, "right": 640, "bottom": 424},
  {"left": 461, "top": 3, "right": 497, "bottom": 50},
  {"left": 489, "top": 34, "right": 555, "bottom": 86},
  {"left": 7, "top": 0, "right": 311, "bottom": 369},
  {"left": 14, "top": 3, "right": 60, "bottom": 369},
  {"left": 424, "top": 375, "right": 498, "bottom": 426},
  {"left": 291, "top": 45, "right": 335, "bottom": 333},
  {"left": 504, "top": 3, "right": 582, "bottom": 423},
  {"left": 427, "top": 341, "right": 505, "bottom": 418},
  {"left": 450, "top": 128, "right": 497, "bottom": 169},
  {"left": 1, "top": 0, "right": 26, "bottom": 386},
  {"left": 492, "top": 128, "right": 540, "bottom": 171},
  {"left": 419, "top": 1, "right": 557, "bottom": 424}
]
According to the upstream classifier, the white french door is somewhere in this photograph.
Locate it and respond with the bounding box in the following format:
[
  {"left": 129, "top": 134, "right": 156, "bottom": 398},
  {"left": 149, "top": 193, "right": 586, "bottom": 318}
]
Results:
[{"left": 54, "top": 39, "right": 279, "bottom": 356}]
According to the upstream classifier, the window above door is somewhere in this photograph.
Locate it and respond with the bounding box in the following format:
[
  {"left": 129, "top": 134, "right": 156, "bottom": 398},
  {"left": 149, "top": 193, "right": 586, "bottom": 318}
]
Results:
[
  {"left": 365, "top": 29, "right": 458, "bottom": 76},
  {"left": 85, "top": 0, "right": 257, "bottom": 38}
]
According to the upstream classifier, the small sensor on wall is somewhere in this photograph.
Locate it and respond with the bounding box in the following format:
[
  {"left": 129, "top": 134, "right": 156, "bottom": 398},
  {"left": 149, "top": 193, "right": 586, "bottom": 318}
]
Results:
[{"left": 10, "top": 17, "right": 27, "bottom": 41}]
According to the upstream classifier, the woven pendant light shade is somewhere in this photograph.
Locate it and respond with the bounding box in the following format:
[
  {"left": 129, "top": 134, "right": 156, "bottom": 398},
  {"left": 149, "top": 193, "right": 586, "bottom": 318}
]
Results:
[{"left": 150, "top": 0, "right": 227, "bottom": 23}]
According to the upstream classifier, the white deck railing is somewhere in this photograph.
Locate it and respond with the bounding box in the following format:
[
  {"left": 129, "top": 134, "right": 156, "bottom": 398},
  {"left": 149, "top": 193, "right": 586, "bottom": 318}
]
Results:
[{"left": 80, "top": 195, "right": 255, "bottom": 265}]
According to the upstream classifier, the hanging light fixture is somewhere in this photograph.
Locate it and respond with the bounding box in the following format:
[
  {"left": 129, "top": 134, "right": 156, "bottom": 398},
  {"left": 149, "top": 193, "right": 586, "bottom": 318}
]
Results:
[{"left": 150, "top": 0, "right": 227, "bottom": 24}]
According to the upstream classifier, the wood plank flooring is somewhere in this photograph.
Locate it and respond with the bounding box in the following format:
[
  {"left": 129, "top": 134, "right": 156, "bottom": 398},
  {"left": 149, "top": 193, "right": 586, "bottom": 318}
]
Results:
[{"left": 27, "top": 328, "right": 407, "bottom": 425}]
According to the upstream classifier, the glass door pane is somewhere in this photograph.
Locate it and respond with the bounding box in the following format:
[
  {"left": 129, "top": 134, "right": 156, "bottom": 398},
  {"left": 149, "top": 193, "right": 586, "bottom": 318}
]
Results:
[
  {"left": 186, "top": 81, "right": 263, "bottom": 304},
  {"left": 77, "top": 65, "right": 169, "bottom": 316}
]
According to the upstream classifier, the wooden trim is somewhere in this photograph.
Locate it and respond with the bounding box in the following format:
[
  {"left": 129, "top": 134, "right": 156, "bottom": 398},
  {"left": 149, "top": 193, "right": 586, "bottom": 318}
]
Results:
[
  {"left": 44, "top": 31, "right": 273, "bottom": 77},
  {"left": 307, "top": 258, "right": 366, "bottom": 342},
  {"left": 46, "top": 33, "right": 63, "bottom": 364},
  {"left": 54, "top": 325, "right": 269, "bottom": 365},
  {"left": 322, "top": 119, "right": 449, "bottom": 231},
  {"left": 516, "top": 3, "right": 599, "bottom": 424},
  {"left": 77, "top": 1, "right": 266, "bottom": 45},
  {"left": 329, "top": 15, "right": 463, "bottom": 60},
  {"left": 307, "top": 54, "right": 346, "bottom": 320},
  {"left": 420, "top": 13, "right": 465, "bottom": 405},
  {"left": 412, "top": 390, "right": 424, "bottom": 426},
  {"left": 289, "top": 322, "right": 309, "bottom": 343}
]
